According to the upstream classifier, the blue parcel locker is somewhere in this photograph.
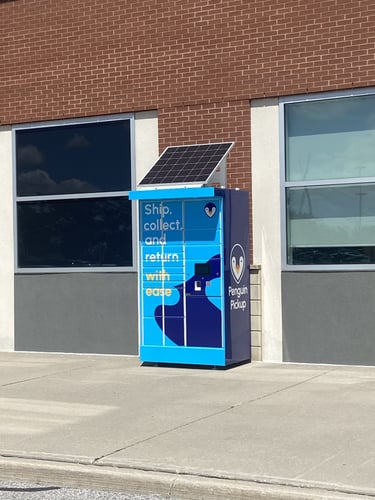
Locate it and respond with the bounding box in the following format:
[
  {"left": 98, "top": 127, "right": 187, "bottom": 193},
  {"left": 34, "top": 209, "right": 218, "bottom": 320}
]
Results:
[{"left": 129, "top": 187, "right": 250, "bottom": 367}]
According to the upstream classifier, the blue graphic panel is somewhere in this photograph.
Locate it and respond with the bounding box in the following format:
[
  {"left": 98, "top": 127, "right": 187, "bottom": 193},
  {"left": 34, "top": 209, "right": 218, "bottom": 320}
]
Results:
[{"left": 134, "top": 189, "right": 251, "bottom": 367}]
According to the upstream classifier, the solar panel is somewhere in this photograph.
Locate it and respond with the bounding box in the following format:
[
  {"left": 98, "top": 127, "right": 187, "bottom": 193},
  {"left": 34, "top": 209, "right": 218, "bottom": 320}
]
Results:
[{"left": 139, "top": 142, "right": 234, "bottom": 187}]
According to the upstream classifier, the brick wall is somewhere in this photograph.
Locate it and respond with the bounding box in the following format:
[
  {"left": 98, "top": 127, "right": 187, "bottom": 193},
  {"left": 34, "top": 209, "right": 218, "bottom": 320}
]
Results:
[
  {"left": 158, "top": 100, "right": 251, "bottom": 188},
  {"left": 1, "top": 0, "right": 375, "bottom": 126}
]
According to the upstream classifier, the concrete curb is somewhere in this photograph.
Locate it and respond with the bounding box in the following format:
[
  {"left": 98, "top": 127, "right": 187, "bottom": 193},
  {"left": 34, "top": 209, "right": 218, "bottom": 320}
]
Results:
[{"left": 0, "top": 457, "right": 375, "bottom": 500}]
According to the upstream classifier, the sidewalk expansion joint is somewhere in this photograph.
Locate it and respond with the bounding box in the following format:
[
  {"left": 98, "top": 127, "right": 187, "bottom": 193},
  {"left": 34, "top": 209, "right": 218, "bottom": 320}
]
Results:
[
  {"left": 92, "top": 367, "right": 339, "bottom": 465},
  {"left": 0, "top": 363, "right": 98, "bottom": 388},
  {"left": 237, "top": 366, "right": 340, "bottom": 405}
]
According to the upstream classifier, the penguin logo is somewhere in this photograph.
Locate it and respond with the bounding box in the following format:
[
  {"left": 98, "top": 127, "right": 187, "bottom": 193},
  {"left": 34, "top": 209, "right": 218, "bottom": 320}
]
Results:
[
  {"left": 204, "top": 202, "right": 216, "bottom": 218},
  {"left": 230, "top": 244, "right": 245, "bottom": 284}
]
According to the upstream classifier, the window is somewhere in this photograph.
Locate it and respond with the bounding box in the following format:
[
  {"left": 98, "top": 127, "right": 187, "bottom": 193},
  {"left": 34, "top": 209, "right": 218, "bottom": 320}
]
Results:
[
  {"left": 282, "top": 90, "right": 375, "bottom": 268},
  {"left": 14, "top": 115, "right": 134, "bottom": 271}
]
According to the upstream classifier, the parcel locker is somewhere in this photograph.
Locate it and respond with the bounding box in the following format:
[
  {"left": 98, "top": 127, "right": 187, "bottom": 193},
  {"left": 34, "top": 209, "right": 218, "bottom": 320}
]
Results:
[{"left": 129, "top": 187, "right": 250, "bottom": 367}]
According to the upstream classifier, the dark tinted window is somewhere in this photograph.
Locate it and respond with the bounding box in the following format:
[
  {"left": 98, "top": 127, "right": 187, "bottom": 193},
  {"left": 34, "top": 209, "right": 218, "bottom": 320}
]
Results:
[
  {"left": 16, "top": 120, "right": 131, "bottom": 196},
  {"left": 17, "top": 197, "right": 132, "bottom": 268}
]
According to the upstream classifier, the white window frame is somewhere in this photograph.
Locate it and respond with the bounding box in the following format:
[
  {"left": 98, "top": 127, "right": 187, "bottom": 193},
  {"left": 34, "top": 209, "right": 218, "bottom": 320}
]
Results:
[
  {"left": 13, "top": 113, "right": 137, "bottom": 273},
  {"left": 280, "top": 87, "right": 375, "bottom": 271}
]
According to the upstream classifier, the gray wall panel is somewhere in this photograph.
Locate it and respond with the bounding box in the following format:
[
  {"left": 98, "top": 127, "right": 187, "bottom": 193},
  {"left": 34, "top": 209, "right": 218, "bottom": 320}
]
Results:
[
  {"left": 15, "top": 273, "right": 139, "bottom": 355},
  {"left": 282, "top": 272, "right": 375, "bottom": 365}
]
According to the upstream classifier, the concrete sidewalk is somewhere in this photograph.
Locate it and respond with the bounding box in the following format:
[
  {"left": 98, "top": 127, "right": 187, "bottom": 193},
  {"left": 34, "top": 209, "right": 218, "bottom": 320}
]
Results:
[{"left": 1, "top": 353, "right": 375, "bottom": 499}]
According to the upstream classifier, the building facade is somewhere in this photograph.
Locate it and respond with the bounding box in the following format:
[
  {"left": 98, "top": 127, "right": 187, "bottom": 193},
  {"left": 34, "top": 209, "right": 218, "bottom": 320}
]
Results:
[{"left": 1, "top": 0, "right": 375, "bottom": 364}]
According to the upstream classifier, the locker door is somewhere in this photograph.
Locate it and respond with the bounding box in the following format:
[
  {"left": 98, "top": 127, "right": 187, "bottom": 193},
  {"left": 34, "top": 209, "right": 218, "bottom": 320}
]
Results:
[{"left": 184, "top": 198, "right": 224, "bottom": 348}]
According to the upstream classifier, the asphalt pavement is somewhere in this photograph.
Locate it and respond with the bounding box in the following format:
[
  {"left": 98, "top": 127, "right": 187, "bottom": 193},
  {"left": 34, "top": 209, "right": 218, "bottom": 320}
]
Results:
[
  {"left": 1, "top": 352, "right": 375, "bottom": 499},
  {"left": 0, "top": 480, "right": 165, "bottom": 499}
]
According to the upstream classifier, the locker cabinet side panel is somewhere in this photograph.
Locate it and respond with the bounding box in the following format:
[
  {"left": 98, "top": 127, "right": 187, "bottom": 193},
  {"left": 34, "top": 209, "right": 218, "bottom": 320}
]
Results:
[{"left": 223, "top": 190, "right": 251, "bottom": 365}]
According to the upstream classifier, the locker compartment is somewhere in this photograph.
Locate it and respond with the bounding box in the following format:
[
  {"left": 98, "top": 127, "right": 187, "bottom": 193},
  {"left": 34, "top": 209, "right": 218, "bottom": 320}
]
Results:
[
  {"left": 141, "top": 246, "right": 168, "bottom": 266},
  {"left": 159, "top": 315, "right": 185, "bottom": 347},
  {"left": 184, "top": 199, "right": 222, "bottom": 230},
  {"left": 184, "top": 228, "right": 222, "bottom": 245},
  {"left": 185, "top": 295, "right": 223, "bottom": 348},
  {"left": 142, "top": 317, "right": 164, "bottom": 346},
  {"left": 185, "top": 244, "right": 221, "bottom": 261},
  {"left": 141, "top": 281, "right": 181, "bottom": 314}
]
